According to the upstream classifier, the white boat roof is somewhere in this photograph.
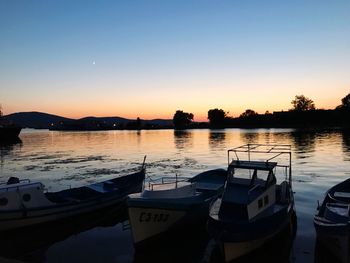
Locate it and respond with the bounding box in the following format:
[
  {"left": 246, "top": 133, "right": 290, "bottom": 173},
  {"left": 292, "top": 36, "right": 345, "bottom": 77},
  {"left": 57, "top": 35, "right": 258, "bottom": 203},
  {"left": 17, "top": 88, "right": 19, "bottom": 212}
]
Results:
[
  {"left": 0, "top": 181, "right": 41, "bottom": 191},
  {"left": 142, "top": 181, "right": 195, "bottom": 199}
]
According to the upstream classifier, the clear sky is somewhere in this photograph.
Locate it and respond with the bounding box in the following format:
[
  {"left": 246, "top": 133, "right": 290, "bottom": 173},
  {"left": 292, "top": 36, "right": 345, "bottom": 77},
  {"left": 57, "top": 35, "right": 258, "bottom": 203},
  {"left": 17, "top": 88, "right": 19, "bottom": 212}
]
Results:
[{"left": 1, "top": 0, "right": 349, "bottom": 121}]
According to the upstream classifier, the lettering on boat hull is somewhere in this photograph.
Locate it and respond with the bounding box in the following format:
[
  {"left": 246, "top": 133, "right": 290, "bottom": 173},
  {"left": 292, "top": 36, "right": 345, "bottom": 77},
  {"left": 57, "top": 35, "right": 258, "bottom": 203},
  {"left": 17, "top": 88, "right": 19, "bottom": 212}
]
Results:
[{"left": 128, "top": 207, "right": 186, "bottom": 244}]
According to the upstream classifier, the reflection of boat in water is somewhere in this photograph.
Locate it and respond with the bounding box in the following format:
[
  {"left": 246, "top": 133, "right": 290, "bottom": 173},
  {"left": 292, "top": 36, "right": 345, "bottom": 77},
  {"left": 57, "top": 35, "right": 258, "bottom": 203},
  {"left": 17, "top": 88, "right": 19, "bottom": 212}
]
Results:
[
  {"left": 0, "top": 203, "right": 129, "bottom": 261},
  {"left": 0, "top": 107, "right": 21, "bottom": 140},
  {"left": 0, "top": 162, "right": 145, "bottom": 232},
  {"left": 0, "top": 137, "right": 22, "bottom": 160},
  {"left": 127, "top": 169, "right": 227, "bottom": 246},
  {"left": 207, "top": 144, "right": 296, "bottom": 262},
  {"left": 133, "top": 224, "right": 210, "bottom": 263},
  {"left": 314, "top": 178, "right": 350, "bottom": 263},
  {"left": 209, "top": 220, "right": 295, "bottom": 263}
]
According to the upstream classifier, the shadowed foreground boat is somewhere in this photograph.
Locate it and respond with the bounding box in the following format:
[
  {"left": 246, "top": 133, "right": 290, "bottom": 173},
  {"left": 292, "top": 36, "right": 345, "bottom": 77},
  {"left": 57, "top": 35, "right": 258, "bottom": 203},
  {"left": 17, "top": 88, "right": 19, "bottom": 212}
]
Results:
[
  {"left": 314, "top": 178, "right": 350, "bottom": 263},
  {"left": 207, "top": 144, "right": 296, "bottom": 262},
  {"left": 0, "top": 203, "right": 129, "bottom": 262},
  {"left": 0, "top": 163, "right": 145, "bottom": 232}
]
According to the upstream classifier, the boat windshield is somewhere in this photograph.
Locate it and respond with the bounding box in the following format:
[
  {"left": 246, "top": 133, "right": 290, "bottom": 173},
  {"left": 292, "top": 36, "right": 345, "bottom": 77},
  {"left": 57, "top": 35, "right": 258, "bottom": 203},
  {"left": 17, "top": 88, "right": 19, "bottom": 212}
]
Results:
[{"left": 230, "top": 168, "right": 271, "bottom": 181}]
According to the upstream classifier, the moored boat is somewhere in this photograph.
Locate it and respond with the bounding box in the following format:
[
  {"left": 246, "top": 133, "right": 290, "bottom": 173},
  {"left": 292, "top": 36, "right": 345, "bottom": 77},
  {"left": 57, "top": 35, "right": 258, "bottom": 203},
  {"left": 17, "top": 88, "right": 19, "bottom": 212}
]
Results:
[
  {"left": 0, "top": 126, "right": 21, "bottom": 140},
  {"left": 0, "top": 162, "right": 145, "bottom": 231},
  {"left": 207, "top": 144, "right": 296, "bottom": 262},
  {"left": 0, "top": 108, "right": 21, "bottom": 140},
  {"left": 314, "top": 178, "right": 350, "bottom": 263},
  {"left": 127, "top": 168, "right": 227, "bottom": 246}
]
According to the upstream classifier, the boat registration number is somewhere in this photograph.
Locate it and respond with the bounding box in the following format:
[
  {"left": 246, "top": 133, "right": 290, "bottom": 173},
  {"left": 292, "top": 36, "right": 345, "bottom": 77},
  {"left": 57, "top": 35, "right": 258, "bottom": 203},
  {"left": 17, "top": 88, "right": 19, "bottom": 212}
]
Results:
[{"left": 139, "top": 212, "right": 169, "bottom": 223}]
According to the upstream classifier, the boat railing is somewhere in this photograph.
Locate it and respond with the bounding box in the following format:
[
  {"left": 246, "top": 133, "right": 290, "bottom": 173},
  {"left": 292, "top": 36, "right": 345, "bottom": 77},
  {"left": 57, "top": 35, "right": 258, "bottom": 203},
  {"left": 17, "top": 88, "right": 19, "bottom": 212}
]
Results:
[
  {"left": 146, "top": 175, "right": 192, "bottom": 191},
  {"left": 0, "top": 179, "right": 30, "bottom": 186},
  {"left": 0, "top": 180, "right": 42, "bottom": 192}
]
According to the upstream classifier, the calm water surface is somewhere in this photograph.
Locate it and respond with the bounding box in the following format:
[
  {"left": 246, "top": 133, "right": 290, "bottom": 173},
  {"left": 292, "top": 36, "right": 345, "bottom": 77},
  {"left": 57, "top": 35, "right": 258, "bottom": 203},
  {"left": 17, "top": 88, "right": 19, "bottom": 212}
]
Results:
[{"left": 1, "top": 128, "right": 350, "bottom": 262}]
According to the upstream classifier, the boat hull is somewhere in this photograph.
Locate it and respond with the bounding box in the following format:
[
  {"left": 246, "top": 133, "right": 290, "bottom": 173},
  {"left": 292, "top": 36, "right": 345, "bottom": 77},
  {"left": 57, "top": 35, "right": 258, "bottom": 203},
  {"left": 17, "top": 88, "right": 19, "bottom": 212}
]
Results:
[
  {"left": 0, "top": 127, "right": 21, "bottom": 140},
  {"left": 0, "top": 194, "right": 126, "bottom": 232},
  {"left": 314, "top": 218, "right": 350, "bottom": 263},
  {"left": 0, "top": 170, "right": 145, "bottom": 232},
  {"left": 128, "top": 168, "right": 227, "bottom": 245},
  {"left": 209, "top": 203, "right": 295, "bottom": 262},
  {"left": 128, "top": 199, "right": 210, "bottom": 245},
  {"left": 219, "top": 219, "right": 295, "bottom": 262},
  {"left": 314, "top": 178, "right": 350, "bottom": 263},
  {"left": 128, "top": 207, "right": 187, "bottom": 244}
]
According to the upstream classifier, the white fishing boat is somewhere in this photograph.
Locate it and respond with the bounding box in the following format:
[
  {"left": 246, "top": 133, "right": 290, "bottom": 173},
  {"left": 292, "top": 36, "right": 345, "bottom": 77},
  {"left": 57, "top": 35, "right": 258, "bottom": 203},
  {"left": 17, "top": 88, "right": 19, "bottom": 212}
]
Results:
[
  {"left": 0, "top": 162, "right": 145, "bottom": 231},
  {"left": 127, "top": 169, "right": 227, "bottom": 246}
]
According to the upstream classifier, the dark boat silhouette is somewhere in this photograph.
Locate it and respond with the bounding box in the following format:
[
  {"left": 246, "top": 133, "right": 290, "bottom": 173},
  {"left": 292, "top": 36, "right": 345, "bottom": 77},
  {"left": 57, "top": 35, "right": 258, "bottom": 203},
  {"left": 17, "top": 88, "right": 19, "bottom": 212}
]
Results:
[{"left": 0, "top": 107, "right": 21, "bottom": 140}]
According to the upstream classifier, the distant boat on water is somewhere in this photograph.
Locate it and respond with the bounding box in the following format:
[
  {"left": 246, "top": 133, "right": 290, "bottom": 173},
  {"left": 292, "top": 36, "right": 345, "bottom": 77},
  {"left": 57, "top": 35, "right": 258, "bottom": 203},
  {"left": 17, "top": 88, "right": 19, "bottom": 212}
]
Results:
[{"left": 0, "top": 107, "right": 21, "bottom": 140}]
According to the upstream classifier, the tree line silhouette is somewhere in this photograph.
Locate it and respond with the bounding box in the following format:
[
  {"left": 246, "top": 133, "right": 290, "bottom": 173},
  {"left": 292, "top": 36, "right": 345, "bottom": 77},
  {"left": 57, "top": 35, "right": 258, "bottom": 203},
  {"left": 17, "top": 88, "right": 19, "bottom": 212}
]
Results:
[{"left": 173, "top": 93, "right": 350, "bottom": 129}]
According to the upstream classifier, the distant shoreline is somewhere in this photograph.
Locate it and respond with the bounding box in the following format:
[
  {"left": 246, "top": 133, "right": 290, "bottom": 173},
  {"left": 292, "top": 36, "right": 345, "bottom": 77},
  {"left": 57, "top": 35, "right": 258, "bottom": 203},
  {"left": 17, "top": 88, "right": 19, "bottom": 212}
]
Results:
[
  {"left": 5, "top": 108, "right": 350, "bottom": 131},
  {"left": 21, "top": 126, "right": 349, "bottom": 133}
]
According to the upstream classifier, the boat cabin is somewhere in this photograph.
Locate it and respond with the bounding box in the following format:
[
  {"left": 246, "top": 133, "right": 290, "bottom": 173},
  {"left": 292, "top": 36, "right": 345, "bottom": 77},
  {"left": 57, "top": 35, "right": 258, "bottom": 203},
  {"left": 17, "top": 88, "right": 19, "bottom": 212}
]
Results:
[
  {"left": 0, "top": 178, "right": 54, "bottom": 211},
  {"left": 219, "top": 160, "right": 277, "bottom": 221}
]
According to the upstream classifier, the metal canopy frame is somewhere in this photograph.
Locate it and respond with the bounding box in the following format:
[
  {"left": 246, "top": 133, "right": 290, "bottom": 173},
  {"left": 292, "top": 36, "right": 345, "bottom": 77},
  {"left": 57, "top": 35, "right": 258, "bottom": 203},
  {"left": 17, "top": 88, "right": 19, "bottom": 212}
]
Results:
[{"left": 227, "top": 144, "right": 292, "bottom": 184}]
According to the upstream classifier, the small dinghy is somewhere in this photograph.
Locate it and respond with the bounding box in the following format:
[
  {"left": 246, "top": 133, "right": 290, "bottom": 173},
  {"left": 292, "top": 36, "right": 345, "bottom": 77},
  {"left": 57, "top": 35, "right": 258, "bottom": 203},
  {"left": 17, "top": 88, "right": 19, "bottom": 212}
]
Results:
[
  {"left": 207, "top": 144, "right": 296, "bottom": 262},
  {"left": 0, "top": 161, "right": 146, "bottom": 231},
  {"left": 127, "top": 168, "right": 227, "bottom": 246},
  {"left": 314, "top": 179, "right": 350, "bottom": 263}
]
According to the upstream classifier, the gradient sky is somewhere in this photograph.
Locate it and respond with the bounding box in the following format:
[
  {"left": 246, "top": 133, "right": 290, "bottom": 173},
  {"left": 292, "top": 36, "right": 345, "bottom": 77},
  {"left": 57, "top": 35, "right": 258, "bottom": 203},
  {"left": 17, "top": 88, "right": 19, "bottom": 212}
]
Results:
[{"left": 1, "top": 0, "right": 349, "bottom": 121}]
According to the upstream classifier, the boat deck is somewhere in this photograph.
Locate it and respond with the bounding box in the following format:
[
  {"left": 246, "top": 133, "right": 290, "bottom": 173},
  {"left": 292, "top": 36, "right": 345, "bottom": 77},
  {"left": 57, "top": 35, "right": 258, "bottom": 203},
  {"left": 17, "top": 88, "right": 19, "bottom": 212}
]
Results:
[
  {"left": 223, "top": 180, "right": 265, "bottom": 205},
  {"left": 46, "top": 186, "right": 104, "bottom": 203},
  {"left": 196, "top": 181, "right": 223, "bottom": 191},
  {"left": 87, "top": 181, "right": 119, "bottom": 193}
]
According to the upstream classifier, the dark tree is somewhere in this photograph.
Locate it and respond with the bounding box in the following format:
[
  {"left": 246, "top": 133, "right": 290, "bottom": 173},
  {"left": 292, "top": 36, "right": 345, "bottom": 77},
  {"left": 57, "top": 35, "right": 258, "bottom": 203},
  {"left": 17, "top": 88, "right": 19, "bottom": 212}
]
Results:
[
  {"left": 173, "top": 110, "right": 194, "bottom": 129},
  {"left": 136, "top": 117, "right": 141, "bottom": 130},
  {"left": 239, "top": 109, "right": 257, "bottom": 118},
  {"left": 208, "top": 108, "right": 226, "bottom": 128},
  {"left": 340, "top": 93, "right": 350, "bottom": 109},
  {"left": 291, "top": 95, "right": 315, "bottom": 111}
]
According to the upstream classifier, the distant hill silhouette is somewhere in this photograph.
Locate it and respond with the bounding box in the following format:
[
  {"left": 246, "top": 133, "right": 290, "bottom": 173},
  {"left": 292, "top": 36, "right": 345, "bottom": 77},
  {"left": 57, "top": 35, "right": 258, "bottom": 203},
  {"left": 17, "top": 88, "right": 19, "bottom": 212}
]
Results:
[
  {"left": 5, "top": 112, "right": 73, "bottom": 129},
  {"left": 4, "top": 112, "right": 173, "bottom": 129}
]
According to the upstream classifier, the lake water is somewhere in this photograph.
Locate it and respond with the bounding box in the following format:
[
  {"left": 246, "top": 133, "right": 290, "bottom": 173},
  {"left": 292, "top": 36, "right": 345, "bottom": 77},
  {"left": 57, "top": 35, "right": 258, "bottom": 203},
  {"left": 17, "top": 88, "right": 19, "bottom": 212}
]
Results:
[{"left": 1, "top": 128, "right": 350, "bottom": 263}]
